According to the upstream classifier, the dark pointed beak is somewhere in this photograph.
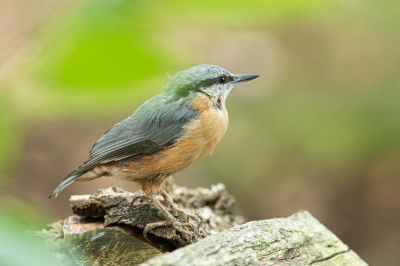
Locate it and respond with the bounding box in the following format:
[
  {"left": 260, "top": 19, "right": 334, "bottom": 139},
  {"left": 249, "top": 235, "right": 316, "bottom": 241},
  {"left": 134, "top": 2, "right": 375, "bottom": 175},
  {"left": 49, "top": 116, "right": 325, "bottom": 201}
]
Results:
[{"left": 231, "top": 74, "right": 259, "bottom": 84}]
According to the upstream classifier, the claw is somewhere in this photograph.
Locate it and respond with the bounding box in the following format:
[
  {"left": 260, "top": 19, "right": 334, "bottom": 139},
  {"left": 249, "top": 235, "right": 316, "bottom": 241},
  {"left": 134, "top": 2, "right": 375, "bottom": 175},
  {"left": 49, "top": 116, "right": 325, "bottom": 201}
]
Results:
[
  {"left": 131, "top": 193, "right": 151, "bottom": 209},
  {"left": 143, "top": 220, "right": 169, "bottom": 243},
  {"left": 135, "top": 190, "right": 200, "bottom": 243},
  {"left": 174, "top": 208, "right": 188, "bottom": 222},
  {"left": 187, "top": 213, "right": 201, "bottom": 231},
  {"left": 143, "top": 219, "right": 192, "bottom": 243},
  {"left": 138, "top": 192, "right": 197, "bottom": 243},
  {"left": 181, "top": 222, "right": 194, "bottom": 231},
  {"left": 169, "top": 207, "right": 200, "bottom": 230},
  {"left": 160, "top": 190, "right": 201, "bottom": 229}
]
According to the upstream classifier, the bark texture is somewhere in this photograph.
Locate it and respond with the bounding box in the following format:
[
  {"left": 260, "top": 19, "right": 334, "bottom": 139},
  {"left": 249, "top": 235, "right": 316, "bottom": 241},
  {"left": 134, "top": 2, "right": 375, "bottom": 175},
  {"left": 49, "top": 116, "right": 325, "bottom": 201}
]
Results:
[
  {"left": 68, "top": 184, "right": 244, "bottom": 248},
  {"left": 33, "top": 184, "right": 244, "bottom": 265},
  {"left": 141, "top": 211, "right": 368, "bottom": 266},
  {"left": 33, "top": 185, "right": 368, "bottom": 266}
]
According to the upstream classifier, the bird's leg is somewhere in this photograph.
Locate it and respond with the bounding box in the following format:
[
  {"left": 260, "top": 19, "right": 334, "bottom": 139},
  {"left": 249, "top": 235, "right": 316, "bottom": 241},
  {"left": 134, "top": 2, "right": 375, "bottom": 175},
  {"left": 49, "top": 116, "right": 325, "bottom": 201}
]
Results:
[
  {"left": 143, "top": 194, "right": 193, "bottom": 243},
  {"left": 161, "top": 190, "right": 201, "bottom": 229}
]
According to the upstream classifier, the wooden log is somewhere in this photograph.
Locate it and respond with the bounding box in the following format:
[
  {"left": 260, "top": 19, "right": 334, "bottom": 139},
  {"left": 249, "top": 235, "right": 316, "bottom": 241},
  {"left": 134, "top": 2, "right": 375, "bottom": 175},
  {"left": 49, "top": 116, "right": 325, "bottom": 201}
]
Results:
[
  {"left": 68, "top": 184, "right": 244, "bottom": 248},
  {"left": 141, "top": 211, "right": 368, "bottom": 266},
  {"left": 33, "top": 184, "right": 244, "bottom": 265},
  {"left": 33, "top": 185, "right": 368, "bottom": 266}
]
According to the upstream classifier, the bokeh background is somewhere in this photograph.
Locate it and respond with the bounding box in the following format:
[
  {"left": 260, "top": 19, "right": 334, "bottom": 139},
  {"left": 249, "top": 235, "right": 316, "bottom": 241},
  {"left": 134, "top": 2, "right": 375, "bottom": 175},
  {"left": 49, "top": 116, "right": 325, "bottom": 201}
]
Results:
[{"left": 1, "top": 0, "right": 400, "bottom": 265}]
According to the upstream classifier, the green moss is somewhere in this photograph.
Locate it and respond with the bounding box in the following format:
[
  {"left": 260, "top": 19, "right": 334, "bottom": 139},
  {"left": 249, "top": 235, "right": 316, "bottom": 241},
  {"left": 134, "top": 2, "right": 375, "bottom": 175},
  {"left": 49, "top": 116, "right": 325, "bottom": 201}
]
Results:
[{"left": 64, "top": 227, "right": 161, "bottom": 265}]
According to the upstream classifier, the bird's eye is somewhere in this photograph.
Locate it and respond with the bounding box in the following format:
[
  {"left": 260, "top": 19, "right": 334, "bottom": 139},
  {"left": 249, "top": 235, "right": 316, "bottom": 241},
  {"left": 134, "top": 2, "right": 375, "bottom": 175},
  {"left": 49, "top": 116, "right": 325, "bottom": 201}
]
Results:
[{"left": 219, "top": 76, "right": 226, "bottom": 83}]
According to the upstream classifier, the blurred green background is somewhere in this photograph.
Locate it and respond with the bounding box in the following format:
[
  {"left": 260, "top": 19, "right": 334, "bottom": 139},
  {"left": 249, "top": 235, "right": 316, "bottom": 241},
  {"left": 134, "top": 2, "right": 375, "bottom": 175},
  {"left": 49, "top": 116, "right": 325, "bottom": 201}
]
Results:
[{"left": 1, "top": 0, "right": 400, "bottom": 265}]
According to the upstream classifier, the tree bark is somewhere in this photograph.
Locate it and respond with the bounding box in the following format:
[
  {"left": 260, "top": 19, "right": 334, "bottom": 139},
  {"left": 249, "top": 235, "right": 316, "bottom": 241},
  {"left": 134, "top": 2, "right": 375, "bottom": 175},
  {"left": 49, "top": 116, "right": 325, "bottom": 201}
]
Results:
[
  {"left": 32, "top": 185, "right": 368, "bottom": 266},
  {"left": 141, "top": 211, "right": 368, "bottom": 266}
]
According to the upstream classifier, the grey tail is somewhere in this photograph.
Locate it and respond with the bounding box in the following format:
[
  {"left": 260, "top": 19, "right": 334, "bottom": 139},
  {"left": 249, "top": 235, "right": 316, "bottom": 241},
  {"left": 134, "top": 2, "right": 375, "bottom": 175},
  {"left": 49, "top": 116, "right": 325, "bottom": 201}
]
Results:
[{"left": 49, "top": 172, "right": 86, "bottom": 199}]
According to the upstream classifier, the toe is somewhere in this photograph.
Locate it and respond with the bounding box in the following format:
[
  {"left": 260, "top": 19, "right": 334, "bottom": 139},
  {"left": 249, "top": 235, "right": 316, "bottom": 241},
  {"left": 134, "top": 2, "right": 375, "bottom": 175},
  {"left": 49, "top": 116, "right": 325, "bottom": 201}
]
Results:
[
  {"left": 143, "top": 227, "right": 151, "bottom": 242},
  {"left": 131, "top": 194, "right": 151, "bottom": 209},
  {"left": 175, "top": 209, "right": 188, "bottom": 223},
  {"left": 181, "top": 222, "right": 194, "bottom": 231},
  {"left": 188, "top": 214, "right": 201, "bottom": 228},
  {"left": 172, "top": 222, "right": 192, "bottom": 243}
]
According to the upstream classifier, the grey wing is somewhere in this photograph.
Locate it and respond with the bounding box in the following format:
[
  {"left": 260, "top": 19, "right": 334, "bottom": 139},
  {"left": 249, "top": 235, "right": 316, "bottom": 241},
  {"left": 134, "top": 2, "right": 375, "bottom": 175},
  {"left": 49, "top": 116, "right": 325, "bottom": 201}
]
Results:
[{"left": 66, "top": 95, "right": 198, "bottom": 178}]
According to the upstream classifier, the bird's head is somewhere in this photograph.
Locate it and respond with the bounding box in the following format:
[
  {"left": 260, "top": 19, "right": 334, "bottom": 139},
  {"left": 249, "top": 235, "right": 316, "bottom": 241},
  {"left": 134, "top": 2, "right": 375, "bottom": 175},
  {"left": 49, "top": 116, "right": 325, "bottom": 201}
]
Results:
[{"left": 165, "top": 65, "right": 258, "bottom": 103}]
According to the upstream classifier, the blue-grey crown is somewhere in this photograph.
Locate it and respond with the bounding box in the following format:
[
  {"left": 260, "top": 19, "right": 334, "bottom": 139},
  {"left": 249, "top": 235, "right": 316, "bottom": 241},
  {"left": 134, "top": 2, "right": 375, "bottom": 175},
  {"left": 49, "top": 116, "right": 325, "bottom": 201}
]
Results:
[{"left": 165, "top": 65, "right": 231, "bottom": 95}]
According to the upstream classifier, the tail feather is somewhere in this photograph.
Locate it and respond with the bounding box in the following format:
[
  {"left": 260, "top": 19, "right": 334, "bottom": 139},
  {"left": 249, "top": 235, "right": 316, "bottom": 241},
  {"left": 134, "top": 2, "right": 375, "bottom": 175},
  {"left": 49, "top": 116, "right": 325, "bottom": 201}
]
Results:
[{"left": 49, "top": 172, "right": 86, "bottom": 199}]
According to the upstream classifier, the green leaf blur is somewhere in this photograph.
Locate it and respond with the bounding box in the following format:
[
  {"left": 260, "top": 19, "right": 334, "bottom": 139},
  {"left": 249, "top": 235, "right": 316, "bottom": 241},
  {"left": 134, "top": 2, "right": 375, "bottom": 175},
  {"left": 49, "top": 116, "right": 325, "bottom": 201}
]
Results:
[{"left": 2, "top": 0, "right": 400, "bottom": 264}]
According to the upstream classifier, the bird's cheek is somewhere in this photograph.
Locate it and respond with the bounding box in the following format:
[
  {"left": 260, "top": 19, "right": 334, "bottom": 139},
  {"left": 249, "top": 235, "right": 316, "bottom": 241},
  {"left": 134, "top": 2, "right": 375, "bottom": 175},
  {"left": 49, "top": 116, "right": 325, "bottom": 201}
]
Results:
[
  {"left": 225, "top": 86, "right": 234, "bottom": 97},
  {"left": 219, "top": 91, "right": 229, "bottom": 102}
]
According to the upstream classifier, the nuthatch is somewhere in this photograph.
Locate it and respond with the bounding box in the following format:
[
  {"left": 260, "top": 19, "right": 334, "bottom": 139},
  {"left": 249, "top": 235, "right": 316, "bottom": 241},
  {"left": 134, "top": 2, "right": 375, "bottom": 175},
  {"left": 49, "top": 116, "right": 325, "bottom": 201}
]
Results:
[{"left": 50, "top": 65, "right": 258, "bottom": 242}]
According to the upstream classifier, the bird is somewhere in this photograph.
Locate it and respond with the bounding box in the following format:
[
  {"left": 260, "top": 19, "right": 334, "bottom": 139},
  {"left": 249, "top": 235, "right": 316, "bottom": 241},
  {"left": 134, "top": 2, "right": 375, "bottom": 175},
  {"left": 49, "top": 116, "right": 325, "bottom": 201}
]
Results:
[{"left": 49, "top": 64, "right": 258, "bottom": 242}]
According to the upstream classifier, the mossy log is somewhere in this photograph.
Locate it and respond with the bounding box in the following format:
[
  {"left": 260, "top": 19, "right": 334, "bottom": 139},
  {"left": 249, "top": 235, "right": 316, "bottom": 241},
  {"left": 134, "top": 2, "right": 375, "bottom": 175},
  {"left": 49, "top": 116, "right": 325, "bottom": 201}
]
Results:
[{"left": 33, "top": 185, "right": 368, "bottom": 266}]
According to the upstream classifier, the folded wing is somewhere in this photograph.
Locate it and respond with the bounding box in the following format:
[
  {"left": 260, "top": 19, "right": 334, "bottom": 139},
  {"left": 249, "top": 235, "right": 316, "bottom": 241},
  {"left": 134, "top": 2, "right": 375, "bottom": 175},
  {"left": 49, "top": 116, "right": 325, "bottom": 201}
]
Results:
[{"left": 66, "top": 94, "right": 198, "bottom": 178}]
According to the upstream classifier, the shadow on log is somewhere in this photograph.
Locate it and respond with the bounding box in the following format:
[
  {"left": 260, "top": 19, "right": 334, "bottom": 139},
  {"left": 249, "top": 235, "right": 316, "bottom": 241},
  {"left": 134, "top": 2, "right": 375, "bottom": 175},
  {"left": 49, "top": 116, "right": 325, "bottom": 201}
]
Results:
[{"left": 32, "top": 184, "right": 368, "bottom": 266}]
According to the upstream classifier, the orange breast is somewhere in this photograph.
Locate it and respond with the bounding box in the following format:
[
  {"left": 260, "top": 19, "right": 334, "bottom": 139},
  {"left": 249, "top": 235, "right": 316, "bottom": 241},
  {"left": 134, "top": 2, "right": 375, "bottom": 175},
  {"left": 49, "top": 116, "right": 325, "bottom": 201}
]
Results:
[{"left": 154, "top": 93, "right": 229, "bottom": 174}]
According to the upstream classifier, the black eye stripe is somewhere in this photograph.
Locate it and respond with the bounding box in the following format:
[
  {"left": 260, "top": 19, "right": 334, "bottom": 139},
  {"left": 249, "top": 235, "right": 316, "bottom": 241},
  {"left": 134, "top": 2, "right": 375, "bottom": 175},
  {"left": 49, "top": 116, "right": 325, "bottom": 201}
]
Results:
[{"left": 219, "top": 76, "right": 226, "bottom": 83}]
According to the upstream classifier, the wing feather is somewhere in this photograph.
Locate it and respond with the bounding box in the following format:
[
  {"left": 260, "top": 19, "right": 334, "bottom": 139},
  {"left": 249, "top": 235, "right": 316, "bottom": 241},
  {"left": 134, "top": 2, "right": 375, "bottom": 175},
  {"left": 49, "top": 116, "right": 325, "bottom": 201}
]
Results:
[{"left": 66, "top": 93, "right": 198, "bottom": 177}]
